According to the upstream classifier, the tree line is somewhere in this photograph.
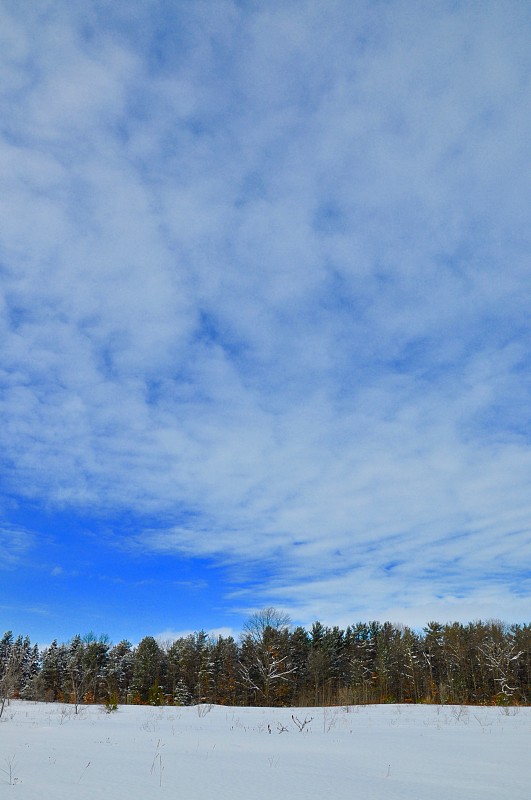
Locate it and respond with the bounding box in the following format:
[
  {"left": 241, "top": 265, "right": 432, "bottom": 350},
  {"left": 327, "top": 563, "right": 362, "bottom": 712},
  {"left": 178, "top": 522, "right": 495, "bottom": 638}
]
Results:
[{"left": 1, "top": 610, "right": 530, "bottom": 713}]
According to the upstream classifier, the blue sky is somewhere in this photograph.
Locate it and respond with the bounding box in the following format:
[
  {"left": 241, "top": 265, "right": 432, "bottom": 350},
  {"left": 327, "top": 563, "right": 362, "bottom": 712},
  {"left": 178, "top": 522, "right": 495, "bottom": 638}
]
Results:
[{"left": 1, "top": 0, "right": 531, "bottom": 644}]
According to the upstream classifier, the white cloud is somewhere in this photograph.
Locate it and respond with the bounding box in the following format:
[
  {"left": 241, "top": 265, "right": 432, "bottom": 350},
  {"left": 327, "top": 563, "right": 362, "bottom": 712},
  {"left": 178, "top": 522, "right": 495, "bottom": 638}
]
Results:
[
  {"left": 0, "top": 525, "right": 34, "bottom": 565},
  {"left": 154, "top": 627, "right": 236, "bottom": 646}
]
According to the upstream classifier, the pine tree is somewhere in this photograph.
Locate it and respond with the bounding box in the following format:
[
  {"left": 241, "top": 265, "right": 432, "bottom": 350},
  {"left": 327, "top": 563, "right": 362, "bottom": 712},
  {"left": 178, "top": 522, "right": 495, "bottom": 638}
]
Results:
[{"left": 132, "top": 637, "right": 164, "bottom": 702}]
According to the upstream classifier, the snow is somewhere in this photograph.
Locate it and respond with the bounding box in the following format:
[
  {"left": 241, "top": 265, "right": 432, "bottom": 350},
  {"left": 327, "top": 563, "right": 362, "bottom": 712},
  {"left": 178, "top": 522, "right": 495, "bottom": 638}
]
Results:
[{"left": 0, "top": 701, "right": 529, "bottom": 799}]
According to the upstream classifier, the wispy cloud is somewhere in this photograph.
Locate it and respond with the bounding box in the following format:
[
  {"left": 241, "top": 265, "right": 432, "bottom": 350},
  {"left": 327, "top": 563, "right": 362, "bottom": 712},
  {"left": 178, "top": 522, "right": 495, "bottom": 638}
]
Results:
[
  {"left": 0, "top": 525, "right": 34, "bottom": 566},
  {"left": 1, "top": 1, "right": 530, "bottom": 628},
  {"left": 154, "top": 627, "right": 236, "bottom": 646}
]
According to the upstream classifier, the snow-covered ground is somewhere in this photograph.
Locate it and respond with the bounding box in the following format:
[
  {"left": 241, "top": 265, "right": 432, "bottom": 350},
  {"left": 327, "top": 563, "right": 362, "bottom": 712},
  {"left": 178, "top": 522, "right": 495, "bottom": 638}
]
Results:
[{"left": 0, "top": 701, "right": 529, "bottom": 799}]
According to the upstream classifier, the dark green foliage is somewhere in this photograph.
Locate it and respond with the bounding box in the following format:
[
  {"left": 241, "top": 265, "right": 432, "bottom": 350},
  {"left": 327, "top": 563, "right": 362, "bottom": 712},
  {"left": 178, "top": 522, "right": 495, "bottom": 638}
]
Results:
[
  {"left": 106, "top": 640, "right": 134, "bottom": 702},
  {"left": 104, "top": 691, "right": 119, "bottom": 712},
  {"left": 148, "top": 679, "right": 165, "bottom": 706},
  {"left": 132, "top": 637, "right": 163, "bottom": 702},
  {"left": 1, "top": 616, "right": 529, "bottom": 708}
]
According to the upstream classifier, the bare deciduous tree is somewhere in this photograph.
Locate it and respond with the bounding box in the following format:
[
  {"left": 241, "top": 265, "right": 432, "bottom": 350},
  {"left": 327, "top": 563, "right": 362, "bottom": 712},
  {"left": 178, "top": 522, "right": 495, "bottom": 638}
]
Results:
[{"left": 240, "top": 608, "right": 295, "bottom": 705}]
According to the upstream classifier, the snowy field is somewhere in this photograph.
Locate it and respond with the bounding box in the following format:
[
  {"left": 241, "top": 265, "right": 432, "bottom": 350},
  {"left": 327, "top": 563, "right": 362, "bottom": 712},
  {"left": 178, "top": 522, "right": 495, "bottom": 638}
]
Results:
[{"left": 0, "top": 701, "right": 529, "bottom": 799}]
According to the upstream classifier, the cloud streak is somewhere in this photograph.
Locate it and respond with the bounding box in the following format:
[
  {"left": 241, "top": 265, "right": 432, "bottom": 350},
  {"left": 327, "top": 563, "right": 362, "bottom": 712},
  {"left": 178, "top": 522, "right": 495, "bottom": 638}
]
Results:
[{"left": 0, "top": 525, "right": 34, "bottom": 566}]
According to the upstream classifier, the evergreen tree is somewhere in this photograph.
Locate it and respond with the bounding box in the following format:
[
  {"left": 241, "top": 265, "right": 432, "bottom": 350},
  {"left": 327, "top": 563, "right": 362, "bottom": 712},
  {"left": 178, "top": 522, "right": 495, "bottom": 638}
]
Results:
[
  {"left": 106, "top": 640, "right": 134, "bottom": 703},
  {"left": 132, "top": 637, "right": 164, "bottom": 702}
]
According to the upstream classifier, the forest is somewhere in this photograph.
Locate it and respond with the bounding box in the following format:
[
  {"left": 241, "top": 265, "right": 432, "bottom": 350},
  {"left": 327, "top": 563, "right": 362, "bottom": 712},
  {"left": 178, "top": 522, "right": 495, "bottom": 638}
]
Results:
[{"left": 1, "top": 610, "right": 530, "bottom": 713}]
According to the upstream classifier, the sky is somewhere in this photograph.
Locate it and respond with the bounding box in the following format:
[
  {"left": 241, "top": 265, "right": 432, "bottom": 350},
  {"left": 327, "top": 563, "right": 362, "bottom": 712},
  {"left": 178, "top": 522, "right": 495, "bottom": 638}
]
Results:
[{"left": 1, "top": 0, "right": 531, "bottom": 645}]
